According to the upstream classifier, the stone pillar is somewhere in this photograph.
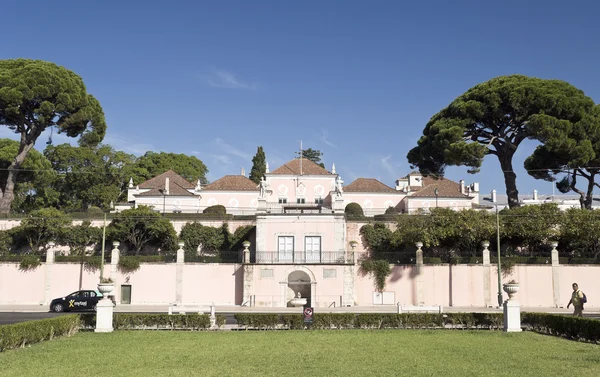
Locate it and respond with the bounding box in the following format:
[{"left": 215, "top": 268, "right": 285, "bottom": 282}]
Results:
[
  {"left": 550, "top": 241, "right": 560, "bottom": 308},
  {"left": 257, "top": 198, "right": 267, "bottom": 213},
  {"left": 210, "top": 305, "right": 216, "bottom": 328},
  {"left": 243, "top": 264, "right": 254, "bottom": 306},
  {"left": 503, "top": 284, "right": 522, "bottom": 332},
  {"left": 415, "top": 242, "right": 424, "bottom": 305},
  {"left": 342, "top": 265, "right": 354, "bottom": 307},
  {"left": 310, "top": 282, "right": 317, "bottom": 308},
  {"left": 110, "top": 242, "right": 120, "bottom": 302},
  {"left": 44, "top": 242, "right": 56, "bottom": 305},
  {"left": 95, "top": 286, "right": 115, "bottom": 333},
  {"left": 176, "top": 242, "right": 184, "bottom": 304},
  {"left": 482, "top": 240, "right": 492, "bottom": 307},
  {"left": 242, "top": 241, "right": 251, "bottom": 263}
]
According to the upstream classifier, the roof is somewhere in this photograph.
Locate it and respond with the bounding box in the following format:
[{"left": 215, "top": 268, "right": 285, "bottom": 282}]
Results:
[
  {"left": 408, "top": 177, "right": 471, "bottom": 198},
  {"left": 344, "top": 178, "right": 398, "bottom": 193},
  {"left": 271, "top": 158, "right": 330, "bottom": 175},
  {"left": 398, "top": 171, "right": 422, "bottom": 180},
  {"left": 136, "top": 183, "right": 196, "bottom": 197},
  {"left": 202, "top": 175, "right": 259, "bottom": 191},
  {"left": 138, "top": 170, "right": 195, "bottom": 189}
]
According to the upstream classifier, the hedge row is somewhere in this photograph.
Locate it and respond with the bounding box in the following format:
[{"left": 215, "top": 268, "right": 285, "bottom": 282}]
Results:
[
  {"left": 235, "top": 313, "right": 504, "bottom": 330},
  {"left": 0, "top": 315, "right": 80, "bottom": 352},
  {"left": 522, "top": 313, "right": 600, "bottom": 343},
  {"left": 80, "top": 313, "right": 226, "bottom": 330}
]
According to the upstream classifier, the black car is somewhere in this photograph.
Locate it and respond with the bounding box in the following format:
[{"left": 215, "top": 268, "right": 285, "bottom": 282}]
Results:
[{"left": 49, "top": 290, "right": 115, "bottom": 312}]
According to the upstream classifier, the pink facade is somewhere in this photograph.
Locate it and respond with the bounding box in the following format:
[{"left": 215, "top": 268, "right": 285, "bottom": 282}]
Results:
[{"left": 2, "top": 261, "right": 598, "bottom": 309}]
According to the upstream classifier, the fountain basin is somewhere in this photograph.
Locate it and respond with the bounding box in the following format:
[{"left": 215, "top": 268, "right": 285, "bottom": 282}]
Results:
[{"left": 289, "top": 298, "right": 307, "bottom": 307}]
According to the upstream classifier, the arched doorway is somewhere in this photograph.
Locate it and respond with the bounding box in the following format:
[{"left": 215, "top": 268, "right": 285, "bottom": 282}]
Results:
[{"left": 281, "top": 267, "right": 316, "bottom": 307}]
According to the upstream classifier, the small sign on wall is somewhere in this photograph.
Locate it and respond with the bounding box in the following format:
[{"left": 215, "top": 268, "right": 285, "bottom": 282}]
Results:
[{"left": 303, "top": 307, "right": 314, "bottom": 324}]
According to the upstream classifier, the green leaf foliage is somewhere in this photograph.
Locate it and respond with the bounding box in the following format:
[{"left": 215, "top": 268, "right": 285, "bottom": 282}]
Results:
[
  {"left": 203, "top": 205, "right": 226, "bottom": 215},
  {"left": 525, "top": 105, "right": 600, "bottom": 209},
  {"left": 107, "top": 206, "right": 178, "bottom": 254},
  {"left": 344, "top": 203, "right": 364, "bottom": 217},
  {"left": 179, "top": 222, "right": 225, "bottom": 254},
  {"left": 359, "top": 259, "right": 392, "bottom": 292},
  {"left": 131, "top": 151, "right": 208, "bottom": 185},
  {"left": 301, "top": 148, "right": 325, "bottom": 168},
  {"left": 0, "top": 314, "right": 80, "bottom": 352},
  {"left": 249, "top": 146, "right": 266, "bottom": 184},
  {"left": 0, "top": 59, "right": 106, "bottom": 213},
  {"left": 19, "top": 254, "right": 41, "bottom": 271},
  {"left": 44, "top": 144, "right": 136, "bottom": 210},
  {"left": 408, "top": 75, "right": 596, "bottom": 207},
  {"left": 19, "top": 208, "right": 71, "bottom": 253},
  {"left": 60, "top": 221, "right": 102, "bottom": 256}
]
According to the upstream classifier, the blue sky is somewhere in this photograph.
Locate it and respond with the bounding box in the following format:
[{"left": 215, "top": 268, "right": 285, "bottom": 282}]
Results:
[{"left": 2, "top": 0, "right": 600, "bottom": 198}]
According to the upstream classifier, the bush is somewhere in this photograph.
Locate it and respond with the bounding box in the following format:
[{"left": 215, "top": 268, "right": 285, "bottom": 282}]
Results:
[
  {"left": 113, "top": 314, "right": 211, "bottom": 330},
  {"left": 118, "top": 256, "right": 141, "bottom": 273},
  {"left": 281, "top": 314, "right": 304, "bottom": 329},
  {"left": 203, "top": 205, "right": 227, "bottom": 215},
  {"left": 0, "top": 315, "right": 80, "bottom": 352},
  {"left": 522, "top": 312, "right": 600, "bottom": 343},
  {"left": 19, "top": 255, "right": 41, "bottom": 271},
  {"left": 345, "top": 203, "right": 364, "bottom": 217},
  {"left": 234, "top": 314, "right": 280, "bottom": 330}
]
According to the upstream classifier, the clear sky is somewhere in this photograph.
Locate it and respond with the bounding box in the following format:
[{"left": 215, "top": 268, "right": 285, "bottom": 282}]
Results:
[{"left": 2, "top": 0, "right": 600, "bottom": 198}]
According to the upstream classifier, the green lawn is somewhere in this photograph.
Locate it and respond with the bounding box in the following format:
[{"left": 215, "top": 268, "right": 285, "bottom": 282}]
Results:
[{"left": 0, "top": 330, "right": 598, "bottom": 377}]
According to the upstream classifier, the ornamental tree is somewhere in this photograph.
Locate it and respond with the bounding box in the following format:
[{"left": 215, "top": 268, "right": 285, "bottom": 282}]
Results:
[
  {"left": 0, "top": 59, "right": 106, "bottom": 213},
  {"left": 524, "top": 105, "right": 600, "bottom": 209},
  {"left": 132, "top": 151, "right": 208, "bottom": 185},
  {"left": 249, "top": 146, "right": 266, "bottom": 184},
  {"left": 19, "top": 207, "right": 71, "bottom": 253},
  {"left": 407, "top": 75, "right": 595, "bottom": 208},
  {"left": 301, "top": 148, "right": 325, "bottom": 168}
]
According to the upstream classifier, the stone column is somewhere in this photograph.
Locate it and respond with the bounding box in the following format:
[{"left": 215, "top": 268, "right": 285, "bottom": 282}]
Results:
[
  {"left": 503, "top": 284, "right": 522, "bottom": 332},
  {"left": 481, "top": 240, "right": 492, "bottom": 307},
  {"left": 310, "top": 282, "right": 317, "bottom": 308},
  {"left": 550, "top": 241, "right": 560, "bottom": 308},
  {"left": 342, "top": 265, "right": 354, "bottom": 307},
  {"left": 242, "top": 241, "right": 251, "bottom": 263},
  {"left": 176, "top": 242, "right": 184, "bottom": 304},
  {"left": 44, "top": 242, "right": 56, "bottom": 305},
  {"left": 95, "top": 285, "right": 115, "bottom": 333},
  {"left": 415, "top": 242, "right": 424, "bottom": 306},
  {"left": 243, "top": 264, "right": 254, "bottom": 306},
  {"left": 110, "top": 241, "right": 120, "bottom": 302}
]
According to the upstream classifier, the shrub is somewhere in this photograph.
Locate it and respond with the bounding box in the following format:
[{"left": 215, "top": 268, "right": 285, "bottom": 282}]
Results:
[
  {"left": 113, "top": 314, "right": 211, "bottom": 330},
  {"left": 234, "top": 314, "right": 280, "bottom": 330},
  {"left": 385, "top": 207, "right": 398, "bottom": 214},
  {"left": 19, "top": 255, "right": 41, "bottom": 271},
  {"left": 0, "top": 315, "right": 80, "bottom": 352},
  {"left": 344, "top": 203, "right": 364, "bottom": 217},
  {"left": 359, "top": 259, "right": 392, "bottom": 292},
  {"left": 281, "top": 314, "right": 304, "bottom": 329},
  {"left": 203, "top": 205, "right": 227, "bottom": 215},
  {"left": 216, "top": 314, "right": 226, "bottom": 328},
  {"left": 118, "top": 256, "right": 141, "bottom": 273},
  {"left": 522, "top": 312, "right": 600, "bottom": 343}
]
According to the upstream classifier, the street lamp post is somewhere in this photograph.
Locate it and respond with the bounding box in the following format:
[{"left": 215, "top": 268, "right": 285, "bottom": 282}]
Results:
[
  {"left": 99, "top": 212, "right": 107, "bottom": 281},
  {"left": 434, "top": 188, "right": 439, "bottom": 208},
  {"left": 496, "top": 205, "right": 503, "bottom": 307}
]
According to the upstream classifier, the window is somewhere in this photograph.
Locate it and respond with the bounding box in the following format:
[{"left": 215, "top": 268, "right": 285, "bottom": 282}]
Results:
[
  {"left": 305, "top": 236, "right": 321, "bottom": 263},
  {"left": 296, "top": 198, "right": 306, "bottom": 204},
  {"left": 278, "top": 198, "right": 287, "bottom": 204},
  {"left": 278, "top": 236, "right": 294, "bottom": 262},
  {"left": 314, "top": 198, "right": 323, "bottom": 205}
]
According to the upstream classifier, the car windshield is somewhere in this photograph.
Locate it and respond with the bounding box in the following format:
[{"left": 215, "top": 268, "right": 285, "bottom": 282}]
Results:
[{"left": 67, "top": 292, "right": 80, "bottom": 298}]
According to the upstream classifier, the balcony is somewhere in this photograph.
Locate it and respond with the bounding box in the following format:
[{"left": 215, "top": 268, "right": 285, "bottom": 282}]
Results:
[
  {"left": 252, "top": 251, "right": 353, "bottom": 264},
  {"left": 264, "top": 203, "right": 335, "bottom": 214}
]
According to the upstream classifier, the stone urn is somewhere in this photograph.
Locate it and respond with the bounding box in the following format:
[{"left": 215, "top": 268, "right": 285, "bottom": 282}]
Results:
[
  {"left": 502, "top": 282, "right": 520, "bottom": 300},
  {"left": 289, "top": 292, "right": 307, "bottom": 307},
  {"left": 98, "top": 282, "right": 114, "bottom": 298}
]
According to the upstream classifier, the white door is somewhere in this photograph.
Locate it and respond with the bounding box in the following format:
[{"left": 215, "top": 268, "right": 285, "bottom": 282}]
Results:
[
  {"left": 305, "top": 237, "right": 321, "bottom": 263},
  {"left": 278, "top": 236, "right": 294, "bottom": 263}
]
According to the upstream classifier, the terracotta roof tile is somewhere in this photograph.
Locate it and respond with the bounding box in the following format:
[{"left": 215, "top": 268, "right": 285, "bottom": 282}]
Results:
[
  {"left": 136, "top": 182, "right": 196, "bottom": 196},
  {"left": 408, "top": 177, "right": 471, "bottom": 198},
  {"left": 271, "top": 159, "right": 330, "bottom": 175},
  {"left": 138, "top": 170, "right": 195, "bottom": 189},
  {"left": 202, "top": 175, "right": 259, "bottom": 191},
  {"left": 344, "top": 178, "right": 398, "bottom": 193}
]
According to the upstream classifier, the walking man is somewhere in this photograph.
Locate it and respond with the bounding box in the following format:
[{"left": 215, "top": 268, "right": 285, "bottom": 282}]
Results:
[{"left": 566, "top": 283, "right": 584, "bottom": 317}]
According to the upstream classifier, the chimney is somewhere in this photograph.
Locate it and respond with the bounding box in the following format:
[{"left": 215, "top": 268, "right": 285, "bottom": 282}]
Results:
[
  {"left": 491, "top": 189, "right": 497, "bottom": 203},
  {"left": 241, "top": 167, "right": 246, "bottom": 177},
  {"left": 165, "top": 177, "right": 170, "bottom": 195},
  {"left": 533, "top": 189, "right": 538, "bottom": 201},
  {"left": 459, "top": 180, "right": 465, "bottom": 194},
  {"left": 266, "top": 162, "right": 270, "bottom": 174},
  {"left": 331, "top": 163, "right": 336, "bottom": 174},
  {"left": 471, "top": 182, "right": 480, "bottom": 193}
]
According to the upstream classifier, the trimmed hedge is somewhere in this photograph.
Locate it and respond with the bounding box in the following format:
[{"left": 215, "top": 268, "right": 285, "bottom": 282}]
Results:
[
  {"left": 234, "top": 313, "right": 504, "bottom": 330},
  {"left": 523, "top": 312, "right": 600, "bottom": 343},
  {"left": 80, "top": 313, "right": 218, "bottom": 330},
  {"left": 0, "top": 315, "right": 80, "bottom": 352}
]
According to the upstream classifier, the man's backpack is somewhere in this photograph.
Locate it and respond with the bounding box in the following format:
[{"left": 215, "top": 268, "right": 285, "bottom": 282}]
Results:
[{"left": 581, "top": 291, "right": 587, "bottom": 304}]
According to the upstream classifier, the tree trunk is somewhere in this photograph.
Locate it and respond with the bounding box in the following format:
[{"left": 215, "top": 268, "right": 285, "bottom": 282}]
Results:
[
  {"left": 0, "top": 126, "right": 39, "bottom": 214},
  {"left": 498, "top": 152, "right": 519, "bottom": 208}
]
